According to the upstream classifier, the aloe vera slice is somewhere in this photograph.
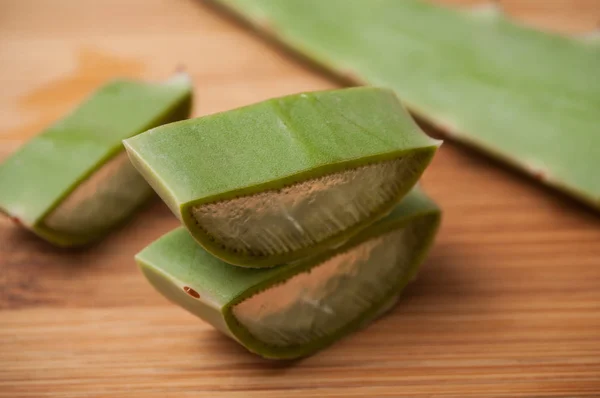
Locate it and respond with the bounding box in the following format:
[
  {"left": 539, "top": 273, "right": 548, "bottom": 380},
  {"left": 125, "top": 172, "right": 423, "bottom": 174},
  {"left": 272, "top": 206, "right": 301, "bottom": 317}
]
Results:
[
  {"left": 124, "top": 87, "right": 439, "bottom": 267},
  {"left": 0, "top": 73, "right": 193, "bottom": 246},
  {"left": 136, "top": 187, "right": 441, "bottom": 359},
  {"left": 211, "top": 0, "right": 600, "bottom": 209}
]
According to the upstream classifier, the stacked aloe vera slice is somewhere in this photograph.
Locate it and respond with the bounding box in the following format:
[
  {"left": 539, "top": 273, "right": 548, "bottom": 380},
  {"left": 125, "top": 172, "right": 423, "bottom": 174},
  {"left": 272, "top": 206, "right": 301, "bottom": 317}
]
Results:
[{"left": 126, "top": 87, "right": 442, "bottom": 359}]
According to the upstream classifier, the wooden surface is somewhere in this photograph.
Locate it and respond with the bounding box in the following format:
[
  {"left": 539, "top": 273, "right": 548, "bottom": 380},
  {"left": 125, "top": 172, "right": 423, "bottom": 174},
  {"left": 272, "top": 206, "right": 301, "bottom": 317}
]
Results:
[{"left": 1, "top": 1, "right": 599, "bottom": 397}]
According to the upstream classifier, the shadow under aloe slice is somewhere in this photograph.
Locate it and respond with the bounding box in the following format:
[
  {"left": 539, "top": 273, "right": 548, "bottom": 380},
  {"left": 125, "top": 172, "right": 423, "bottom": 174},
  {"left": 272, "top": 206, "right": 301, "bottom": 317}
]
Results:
[
  {"left": 124, "top": 87, "right": 440, "bottom": 267},
  {"left": 136, "top": 187, "right": 441, "bottom": 359},
  {"left": 0, "top": 73, "right": 193, "bottom": 246}
]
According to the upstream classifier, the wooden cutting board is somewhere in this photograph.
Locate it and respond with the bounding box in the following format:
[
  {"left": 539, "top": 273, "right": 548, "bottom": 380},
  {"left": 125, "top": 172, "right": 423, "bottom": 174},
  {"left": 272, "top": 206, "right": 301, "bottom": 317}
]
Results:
[{"left": 1, "top": 1, "right": 599, "bottom": 396}]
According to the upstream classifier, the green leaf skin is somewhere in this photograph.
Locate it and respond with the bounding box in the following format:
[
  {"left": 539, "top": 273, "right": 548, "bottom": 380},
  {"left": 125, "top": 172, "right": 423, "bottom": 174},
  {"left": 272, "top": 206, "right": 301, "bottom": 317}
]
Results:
[
  {"left": 136, "top": 187, "right": 441, "bottom": 359},
  {"left": 124, "top": 87, "right": 440, "bottom": 267},
  {"left": 0, "top": 73, "right": 193, "bottom": 247},
  {"left": 211, "top": 0, "right": 600, "bottom": 210}
]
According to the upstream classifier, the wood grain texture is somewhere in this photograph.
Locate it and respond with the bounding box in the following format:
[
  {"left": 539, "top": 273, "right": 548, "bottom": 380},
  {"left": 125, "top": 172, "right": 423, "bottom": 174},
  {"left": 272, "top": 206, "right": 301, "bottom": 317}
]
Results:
[{"left": 1, "top": 0, "right": 599, "bottom": 397}]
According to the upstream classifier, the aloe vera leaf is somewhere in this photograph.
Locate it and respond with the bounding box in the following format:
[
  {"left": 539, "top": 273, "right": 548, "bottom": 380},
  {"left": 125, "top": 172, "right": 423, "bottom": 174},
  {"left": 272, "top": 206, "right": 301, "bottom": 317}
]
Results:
[
  {"left": 0, "top": 73, "right": 193, "bottom": 247},
  {"left": 136, "top": 187, "right": 441, "bottom": 359},
  {"left": 124, "top": 87, "right": 440, "bottom": 267},
  {"left": 211, "top": 0, "right": 600, "bottom": 209}
]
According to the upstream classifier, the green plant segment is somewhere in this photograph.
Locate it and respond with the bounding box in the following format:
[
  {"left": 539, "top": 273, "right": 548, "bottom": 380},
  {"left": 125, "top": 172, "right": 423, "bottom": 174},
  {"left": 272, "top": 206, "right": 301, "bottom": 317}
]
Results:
[
  {"left": 124, "top": 87, "right": 440, "bottom": 267},
  {"left": 0, "top": 73, "right": 193, "bottom": 246},
  {"left": 136, "top": 187, "right": 441, "bottom": 359},
  {"left": 213, "top": 0, "right": 600, "bottom": 209}
]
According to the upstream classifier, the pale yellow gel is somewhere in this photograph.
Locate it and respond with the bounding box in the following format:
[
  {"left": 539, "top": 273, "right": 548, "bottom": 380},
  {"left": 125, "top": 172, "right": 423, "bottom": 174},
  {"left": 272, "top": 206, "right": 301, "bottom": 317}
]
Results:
[
  {"left": 43, "top": 151, "right": 152, "bottom": 235},
  {"left": 232, "top": 226, "right": 412, "bottom": 347},
  {"left": 192, "top": 157, "right": 414, "bottom": 256}
]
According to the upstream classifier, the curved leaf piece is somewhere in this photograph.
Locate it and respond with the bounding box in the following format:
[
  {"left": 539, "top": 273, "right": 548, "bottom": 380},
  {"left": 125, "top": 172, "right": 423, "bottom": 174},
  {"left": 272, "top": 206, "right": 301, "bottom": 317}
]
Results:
[
  {"left": 124, "top": 87, "right": 440, "bottom": 267},
  {"left": 212, "top": 0, "right": 600, "bottom": 209},
  {"left": 0, "top": 73, "right": 193, "bottom": 246},
  {"left": 136, "top": 187, "right": 441, "bottom": 359}
]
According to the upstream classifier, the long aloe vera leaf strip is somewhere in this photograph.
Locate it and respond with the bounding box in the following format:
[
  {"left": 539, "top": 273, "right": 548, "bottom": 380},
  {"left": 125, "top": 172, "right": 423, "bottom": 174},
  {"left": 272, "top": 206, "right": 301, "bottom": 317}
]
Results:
[
  {"left": 136, "top": 187, "right": 441, "bottom": 359},
  {"left": 124, "top": 87, "right": 439, "bottom": 267},
  {"left": 0, "top": 73, "right": 193, "bottom": 246},
  {"left": 211, "top": 0, "right": 600, "bottom": 209}
]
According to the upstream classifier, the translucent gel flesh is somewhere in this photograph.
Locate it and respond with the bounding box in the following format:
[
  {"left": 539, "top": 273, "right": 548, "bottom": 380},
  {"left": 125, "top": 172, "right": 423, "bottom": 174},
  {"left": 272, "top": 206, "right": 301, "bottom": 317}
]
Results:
[
  {"left": 43, "top": 151, "right": 152, "bottom": 235},
  {"left": 192, "top": 156, "right": 423, "bottom": 256},
  {"left": 232, "top": 224, "right": 420, "bottom": 347}
]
